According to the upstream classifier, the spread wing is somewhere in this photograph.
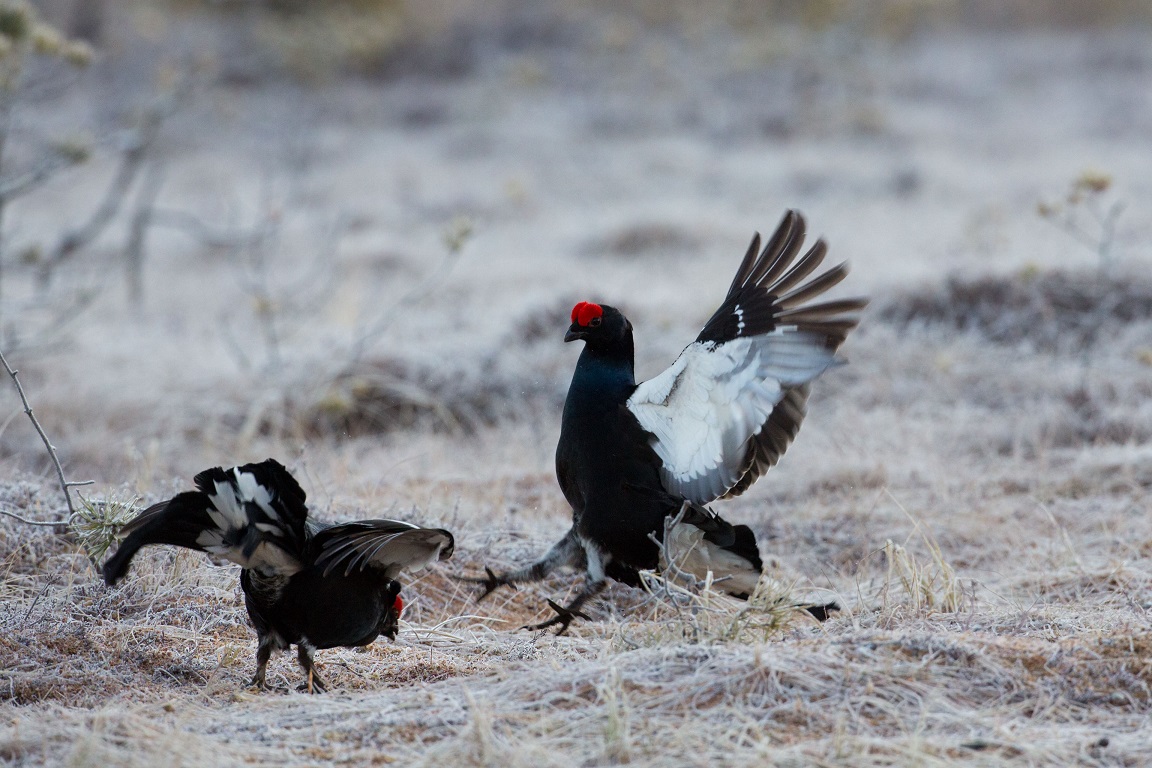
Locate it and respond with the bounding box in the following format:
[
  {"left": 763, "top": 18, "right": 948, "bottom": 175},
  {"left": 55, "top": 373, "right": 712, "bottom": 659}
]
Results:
[
  {"left": 626, "top": 211, "right": 865, "bottom": 503},
  {"left": 313, "top": 520, "right": 455, "bottom": 578}
]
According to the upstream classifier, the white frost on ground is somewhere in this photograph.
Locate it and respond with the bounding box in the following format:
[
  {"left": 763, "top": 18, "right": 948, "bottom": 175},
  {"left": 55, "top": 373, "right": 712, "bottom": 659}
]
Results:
[{"left": 1, "top": 14, "right": 1151, "bottom": 767}]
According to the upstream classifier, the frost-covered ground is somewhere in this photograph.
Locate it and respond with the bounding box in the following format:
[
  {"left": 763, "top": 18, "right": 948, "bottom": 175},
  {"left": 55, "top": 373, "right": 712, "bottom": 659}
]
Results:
[{"left": 1, "top": 14, "right": 1151, "bottom": 766}]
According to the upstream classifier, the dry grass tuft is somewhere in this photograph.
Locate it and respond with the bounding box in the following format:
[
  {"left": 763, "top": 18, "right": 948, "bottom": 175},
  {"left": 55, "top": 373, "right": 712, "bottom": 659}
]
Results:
[{"left": 882, "top": 538, "right": 963, "bottom": 614}]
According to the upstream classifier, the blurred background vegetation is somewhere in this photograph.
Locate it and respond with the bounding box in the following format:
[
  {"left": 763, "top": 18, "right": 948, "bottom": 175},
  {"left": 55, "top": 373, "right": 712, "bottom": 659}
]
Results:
[{"left": 30, "top": 0, "right": 1152, "bottom": 84}]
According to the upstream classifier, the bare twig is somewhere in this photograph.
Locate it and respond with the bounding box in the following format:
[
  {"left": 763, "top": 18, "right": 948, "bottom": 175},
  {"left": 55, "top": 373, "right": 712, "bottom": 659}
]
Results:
[
  {"left": 0, "top": 3, "right": 94, "bottom": 339},
  {"left": 233, "top": 197, "right": 286, "bottom": 374},
  {"left": 0, "top": 347, "right": 92, "bottom": 521},
  {"left": 36, "top": 74, "right": 194, "bottom": 288},
  {"left": 0, "top": 150, "right": 82, "bottom": 201},
  {"left": 0, "top": 88, "right": 15, "bottom": 338},
  {"left": 645, "top": 502, "right": 711, "bottom": 598},
  {"left": 0, "top": 506, "right": 66, "bottom": 528},
  {"left": 125, "top": 160, "right": 166, "bottom": 303},
  {"left": 0, "top": 286, "right": 101, "bottom": 354},
  {"left": 1037, "top": 171, "right": 1126, "bottom": 381},
  {"left": 149, "top": 207, "right": 263, "bottom": 250}
]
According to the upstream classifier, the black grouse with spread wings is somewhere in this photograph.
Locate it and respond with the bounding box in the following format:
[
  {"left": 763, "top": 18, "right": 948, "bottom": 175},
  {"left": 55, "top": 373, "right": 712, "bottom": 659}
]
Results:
[{"left": 464, "top": 211, "right": 865, "bottom": 632}]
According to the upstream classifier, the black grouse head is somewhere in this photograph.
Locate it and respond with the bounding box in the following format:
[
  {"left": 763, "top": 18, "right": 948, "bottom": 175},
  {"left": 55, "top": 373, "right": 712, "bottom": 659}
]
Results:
[
  {"left": 565, "top": 302, "right": 632, "bottom": 352},
  {"left": 382, "top": 580, "right": 403, "bottom": 640}
]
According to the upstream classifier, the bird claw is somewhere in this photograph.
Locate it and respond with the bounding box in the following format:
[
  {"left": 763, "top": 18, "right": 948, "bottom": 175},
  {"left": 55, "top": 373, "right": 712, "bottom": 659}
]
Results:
[
  {"left": 454, "top": 566, "right": 516, "bottom": 602},
  {"left": 522, "top": 599, "right": 591, "bottom": 636}
]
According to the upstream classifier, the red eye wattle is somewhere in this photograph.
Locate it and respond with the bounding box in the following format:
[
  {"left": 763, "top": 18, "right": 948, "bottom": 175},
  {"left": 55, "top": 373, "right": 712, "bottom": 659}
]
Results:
[
  {"left": 571, "top": 301, "right": 603, "bottom": 326},
  {"left": 393, "top": 596, "right": 404, "bottom": 615}
]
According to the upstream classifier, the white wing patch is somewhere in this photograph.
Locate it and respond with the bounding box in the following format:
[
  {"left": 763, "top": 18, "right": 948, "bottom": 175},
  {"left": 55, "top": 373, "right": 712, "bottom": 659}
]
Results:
[{"left": 627, "top": 328, "right": 839, "bottom": 503}]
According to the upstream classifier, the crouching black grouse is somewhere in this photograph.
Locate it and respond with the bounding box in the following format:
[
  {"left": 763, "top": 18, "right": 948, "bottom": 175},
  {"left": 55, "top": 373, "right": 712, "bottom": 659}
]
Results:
[
  {"left": 464, "top": 211, "right": 865, "bottom": 633},
  {"left": 103, "top": 459, "right": 454, "bottom": 692}
]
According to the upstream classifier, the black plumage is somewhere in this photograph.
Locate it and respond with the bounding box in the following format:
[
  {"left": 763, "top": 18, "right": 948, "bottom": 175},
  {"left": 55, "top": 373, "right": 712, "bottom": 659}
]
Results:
[
  {"left": 104, "top": 458, "right": 454, "bottom": 692},
  {"left": 464, "top": 211, "right": 865, "bottom": 633}
]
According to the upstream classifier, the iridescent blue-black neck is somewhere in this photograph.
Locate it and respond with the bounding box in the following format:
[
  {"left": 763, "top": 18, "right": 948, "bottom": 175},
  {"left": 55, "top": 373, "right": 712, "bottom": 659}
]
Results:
[{"left": 563, "top": 319, "right": 636, "bottom": 414}]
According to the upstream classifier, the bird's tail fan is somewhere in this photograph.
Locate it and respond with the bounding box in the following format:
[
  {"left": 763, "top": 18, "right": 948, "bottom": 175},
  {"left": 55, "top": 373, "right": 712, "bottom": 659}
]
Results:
[{"left": 103, "top": 459, "right": 309, "bottom": 586}]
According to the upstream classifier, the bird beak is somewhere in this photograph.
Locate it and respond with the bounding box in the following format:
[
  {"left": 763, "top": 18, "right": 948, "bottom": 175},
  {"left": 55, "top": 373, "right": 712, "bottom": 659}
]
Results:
[{"left": 564, "top": 324, "right": 586, "bottom": 343}]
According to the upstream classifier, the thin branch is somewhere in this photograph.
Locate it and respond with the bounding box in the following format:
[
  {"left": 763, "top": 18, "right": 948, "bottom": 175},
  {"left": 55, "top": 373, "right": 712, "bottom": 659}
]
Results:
[
  {"left": 0, "top": 507, "right": 66, "bottom": 528},
  {"left": 241, "top": 203, "right": 285, "bottom": 374},
  {"left": 0, "top": 286, "right": 100, "bottom": 354},
  {"left": 0, "top": 84, "right": 15, "bottom": 340},
  {"left": 0, "top": 347, "right": 86, "bottom": 520},
  {"left": 125, "top": 160, "right": 166, "bottom": 303},
  {"left": 150, "top": 207, "right": 263, "bottom": 250},
  {"left": 21, "top": 574, "right": 57, "bottom": 626},
  {"left": 36, "top": 74, "right": 193, "bottom": 287},
  {"left": 0, "top": 151, "right": 79, "bottom": 200}
]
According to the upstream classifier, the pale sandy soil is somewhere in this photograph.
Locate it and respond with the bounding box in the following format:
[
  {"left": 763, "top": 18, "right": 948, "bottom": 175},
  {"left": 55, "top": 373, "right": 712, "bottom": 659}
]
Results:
[{"left": 1, "top": 13, "right": 1151, "bottom": 767}]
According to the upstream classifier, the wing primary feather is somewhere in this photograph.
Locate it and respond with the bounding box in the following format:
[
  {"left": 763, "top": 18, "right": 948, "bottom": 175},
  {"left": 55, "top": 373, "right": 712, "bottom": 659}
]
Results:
[
  {"left": 775, "top": 298, "right": 869, "bottom": 322},
  {"left": 359, "top": 535, "right": 399, "bottom": 573},
  {"left": 726, "top": 232, "right": 762, "bottom": 296},
  {"left": 764, "top": 240, "right": 827, "bottom": 297},
  {"left": 774, "top": 261, "right": 849, "bottom": 309},
  {"left": 747, "top": 211, "right": 806, "bottom": 288},
  {"left": 344, "top": 543, "right": 368, "bottom": 577}
]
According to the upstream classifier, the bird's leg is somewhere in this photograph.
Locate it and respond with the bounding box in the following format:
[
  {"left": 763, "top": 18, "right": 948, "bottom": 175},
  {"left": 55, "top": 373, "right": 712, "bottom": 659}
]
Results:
[
  {"left": 523, "top": 538, "right": 608, "bottom": 636},
  {"left": 295, "top": 641, "right": 326, "bottom": 694},
  {"left": 457, "top": 528, "right": 584, "bottom": 602},
  {"left": 249, "top": 634, "right": 275, "bottom": 690}
]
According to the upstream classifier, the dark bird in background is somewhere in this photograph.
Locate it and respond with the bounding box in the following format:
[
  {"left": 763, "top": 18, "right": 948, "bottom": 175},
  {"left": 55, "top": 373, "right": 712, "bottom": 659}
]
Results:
[
  {"left": 464, "top": 211, "right": 865, "bottom": 633},
  {"left": 104, "top": 459, "right": 454, "bottom": 693}
]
